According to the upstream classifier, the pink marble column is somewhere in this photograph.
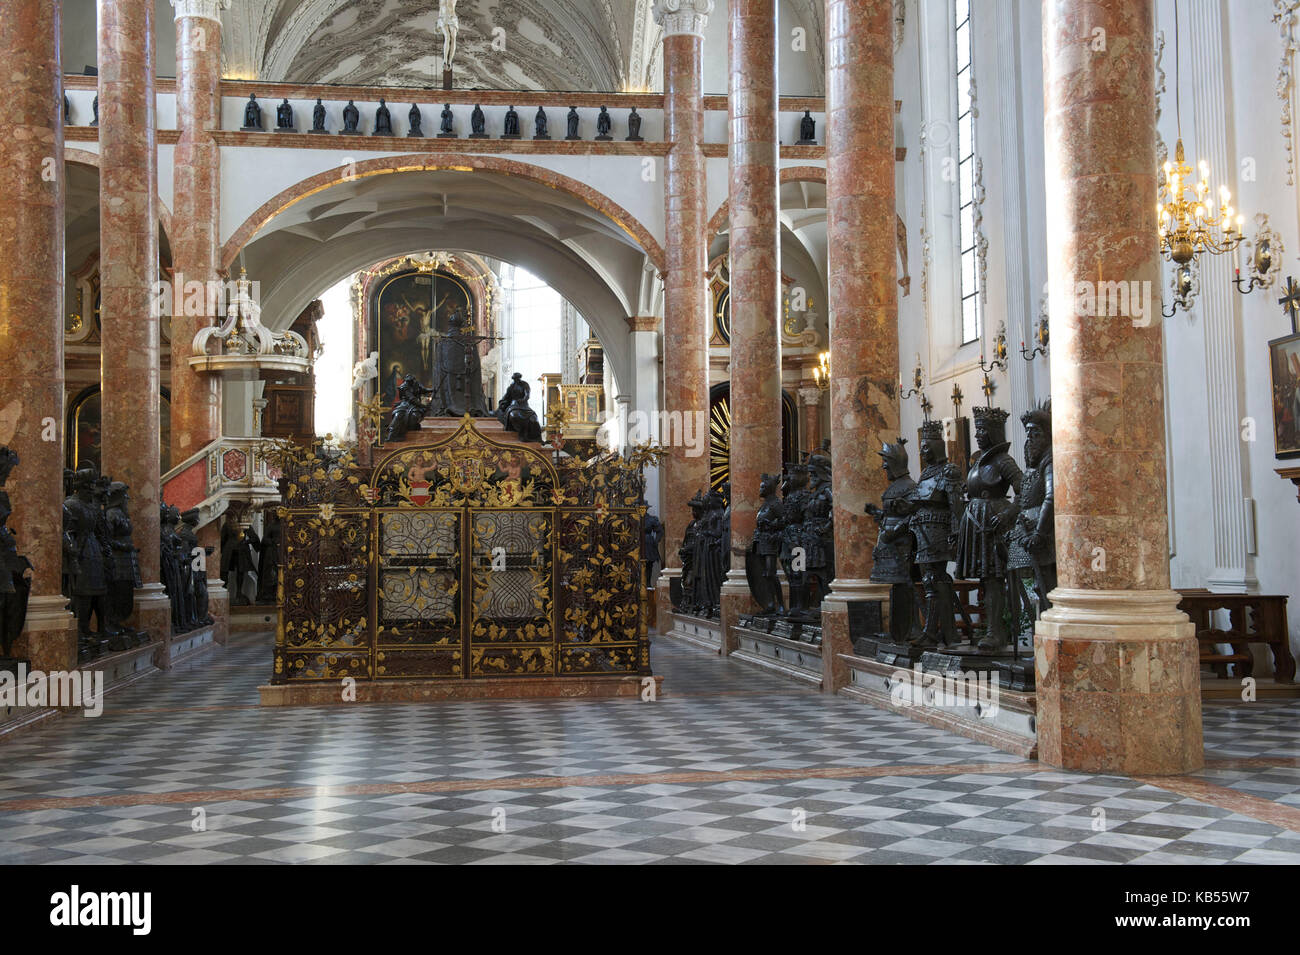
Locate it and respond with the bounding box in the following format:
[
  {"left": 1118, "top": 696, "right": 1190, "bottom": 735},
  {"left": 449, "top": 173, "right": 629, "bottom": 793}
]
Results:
[
  {"left": 653, "top": 0, "right": 714, "bottom": 622},
  {"left": 99, "top": 0, "right": 171, "bottom": 646},
  {"left": 0, "top": 0, "right": 77, "bottom": 668},
  {"left": 1036, "top": 0, "right": 1201, "bottom": 774},
  {"left": 718, "top": 0, "right": 783, "bottom": 650},
  {"left": 819, "top": 0, "right": 899, "bottom": 690},
  {"left": 170, "top": 0, "right": 225, "bottom": 465},
  {"left": 799, "top": 384, "right": 823, "bottom": 454}
]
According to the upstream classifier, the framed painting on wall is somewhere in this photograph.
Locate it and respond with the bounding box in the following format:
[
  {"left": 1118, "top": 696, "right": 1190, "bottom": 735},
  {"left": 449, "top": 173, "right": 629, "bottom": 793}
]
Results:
[{"left": 1269, "top": 329, "right": 1300, "bottom": 459}]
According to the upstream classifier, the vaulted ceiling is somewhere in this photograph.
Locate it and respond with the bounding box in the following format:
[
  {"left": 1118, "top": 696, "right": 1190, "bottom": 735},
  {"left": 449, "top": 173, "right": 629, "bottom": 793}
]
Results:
[{"left": 224, "top": 0, "right": 663, "bottom": 92}]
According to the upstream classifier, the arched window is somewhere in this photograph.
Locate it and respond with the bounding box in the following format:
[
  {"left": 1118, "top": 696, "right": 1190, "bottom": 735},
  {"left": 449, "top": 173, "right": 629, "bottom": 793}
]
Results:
[
  {"left": 953, "top": 0, "right": 981, "bottom": 344},
  {"left": 66, "top": 385, "right": 171, "bottom": 474}
]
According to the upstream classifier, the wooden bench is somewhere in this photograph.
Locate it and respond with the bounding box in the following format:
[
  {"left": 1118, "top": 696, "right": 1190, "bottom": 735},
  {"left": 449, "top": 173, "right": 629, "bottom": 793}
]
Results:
[{"left": 1176, "top": 590, "right": 1295, "bottom": 683}]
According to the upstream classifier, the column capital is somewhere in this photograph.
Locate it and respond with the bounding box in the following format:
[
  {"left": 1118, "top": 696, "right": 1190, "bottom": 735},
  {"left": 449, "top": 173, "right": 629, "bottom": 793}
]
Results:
[
  {"left": 625, "top": 315, "right": 659, "bottom": 332},
  {"left": 653, "top": 0, "right": 714, "bottom": 38},
  {"left": 170, "top": 0, "right": 230, "bottom": 23},
  {"left": 798, "top": 385, "right": 822, "bottom": 406}
]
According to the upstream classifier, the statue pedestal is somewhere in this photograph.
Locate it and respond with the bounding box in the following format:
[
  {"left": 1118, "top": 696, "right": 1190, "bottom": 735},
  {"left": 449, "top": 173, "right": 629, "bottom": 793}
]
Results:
[{"left": 443, "top": 67, "right": 453, "bottom": 90}]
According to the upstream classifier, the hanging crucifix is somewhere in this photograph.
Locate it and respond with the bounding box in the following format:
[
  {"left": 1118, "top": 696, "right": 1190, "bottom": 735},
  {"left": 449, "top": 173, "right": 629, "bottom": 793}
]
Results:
[{"left": 1279, "top": 274, "right": 1300, "bottom": 334}]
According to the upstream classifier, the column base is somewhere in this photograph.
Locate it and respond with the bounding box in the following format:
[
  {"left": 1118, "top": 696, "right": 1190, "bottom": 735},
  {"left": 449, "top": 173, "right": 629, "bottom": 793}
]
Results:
[
  {"left": 130, "top": 585, "right": 174, "bottom": 670},
  {"left": 654, "top": 568, "right": 680, "bottom": 635},
  {"left": 719, "top": 571, "right": 757, "bottom": 655},
  {"left": 821, "top": 579, "right": 891, "bottom": 693},
  {"left": 207, "top": 578, "right": 230, "bottom": 646},
  {"left": 1035, "top": 588, "right": 1203, "bottom": 775},
  {"left": 13, "top": 595, "right": 76, "bottom": 672}
]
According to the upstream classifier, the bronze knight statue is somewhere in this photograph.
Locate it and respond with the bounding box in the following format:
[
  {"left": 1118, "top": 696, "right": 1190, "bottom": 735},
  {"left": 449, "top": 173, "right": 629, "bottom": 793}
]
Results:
[
  {"left": 865, "top": 437, "right": 920, "bottom": 644},
  {"left": 1005, "top": 400, "right": 1056, "bottom": 628},
  {"left": 909, "top": 420, "right": 966, "bottom": 647},
  {"left": 956, "top": 406, "right": 1023, "bottom": 651},
  {"left": 745, "top": 473, "right": 785, "bottom": 615}
]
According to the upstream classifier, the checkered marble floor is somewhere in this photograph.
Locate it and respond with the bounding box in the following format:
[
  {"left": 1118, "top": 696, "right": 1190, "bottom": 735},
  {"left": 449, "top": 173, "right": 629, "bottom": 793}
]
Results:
[{"left": 0, "top": 631, "right": 1295, "bottom": 864}]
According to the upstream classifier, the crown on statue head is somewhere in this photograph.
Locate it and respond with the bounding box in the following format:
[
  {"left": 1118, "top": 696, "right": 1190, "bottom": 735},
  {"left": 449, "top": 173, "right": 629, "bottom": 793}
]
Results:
[
  {"left": 877, "top": 436, "right": 909, "bottom": 471},
  {"left": 972, "top": 405, "right": 1010, "bottom": 424},
  {"left": 919, "top": 419, "right": 944, "bottom": 442},
  {"left": 1021, "top": 398, "right": 1052, "bottom": 429}
]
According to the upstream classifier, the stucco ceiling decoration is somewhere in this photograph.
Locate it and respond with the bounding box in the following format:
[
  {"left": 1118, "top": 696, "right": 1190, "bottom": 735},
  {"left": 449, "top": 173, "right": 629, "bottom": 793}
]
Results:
[{"left": 228, "top": 0, "right": 665, "bottom": 91}]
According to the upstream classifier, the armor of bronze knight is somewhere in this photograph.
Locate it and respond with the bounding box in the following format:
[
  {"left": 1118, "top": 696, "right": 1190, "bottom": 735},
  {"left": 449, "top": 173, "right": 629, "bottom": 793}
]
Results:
[
  {"left": 956, "top": 406, "right": 1022, "bottom": 650},
  {"left": 63, "top": 467, "right": 110, "bottom": 657},
  {"left": 748, "top": 473, "right": 785, "bottom": 614},
  {"left": 910, "top": 420, "right": 965, "bottom": 646},
  {"left": 866, "top": 438, "right": 919, "bottom": 643},
  {"left": 802, "top": 450, "right": 834, "bottom": 612},
  {"left": 1006, "top": 400, "right": 1056, "bottom": 621},
  {"left": 104, "top": 482, "right": 145, "bottom": 648}
]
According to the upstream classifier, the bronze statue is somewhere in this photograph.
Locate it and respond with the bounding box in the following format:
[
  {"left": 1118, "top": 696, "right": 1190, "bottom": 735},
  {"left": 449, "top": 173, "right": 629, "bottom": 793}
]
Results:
[
  {"left": 160, "top": 503, "right": 185, "bottom": 632},
  {"left": 626, "top": 107, "right": 642, "bottom": 141},
  {"left": 956, "top": 406, "right": 1023, "bottom": 651},
  {"left": 241, "top": 93, "right": 262, "bottom": 130},
  {"left": 677, "top": 490, "right": 723, "bottom": 617},
  {"left": 502, "top": 106, "right": 520, "bottom": 138},
  {"left": 802, "top": 448, "right": 835, "bottom": 613},
  {"left": 534, "top": 107, "right": 550, "bottom": 140},
  {"left": 909, "top": 420, "right": 965, "bottom": 647},
  {"left": 256, "top": 509, "right": 282, "bottom": 604},
  {"left": 373, "top": 98, "right": 393, "bottom": 135},
  {"left": 865, "top": 438, "right": 920, "bottom": 644},
  {"left": 470, "top": 104, "right": 487, "bottom": 138},
  {"left": 408, "top": 103, "right": 425, "bottom": 137},
  {"left": 387, "top": 374, "right": 433, "bottom": 442},
  {"left": 179, "top": 509, "right": 214, "bottom": 626},
  {"left": 1006, "top": 400, "right": 1055, "bottom": 627},
  {"left": 64, "top": 466, "right": 109, "bottom": 659},
  {"left": 746, "top": 473, "right": 785, "bottom": 615},
  {"left": 311, "top": 98, "right": 327, "bottom": 133},
  {"left": 341, "top": 100, "right": 360, "bottom": 134},
  {"left": 779, "top": 464, "right": 811, "bottom": 617},
  {"left": 596, "top": 106, "right": 612, "bottom": 140},
  {"left": 0, "top": 470, "right": 33, "bottom": 661},
  {"left": 432, "top": 314, "right": 489, "bottom": 417},
  {"left": 676, "top": 492, "right": 704, "bottom": 612},
  {"left": 438, "top": 104, "right": 455, "bottom": 138},
  {"left": 104, "top": 482, "right": 145, "bottom": 648},
  {"left": 642, "top": 511, "right": 664, "bottom": 588},
  {"left": 275, "top": 98, "right": 294, "bottom": 132},
  {"left": 495, "top": 373, "right": 543, "bottom": 443},
  {"left": 565, "top": 106, "right": 580, "bottom": 140}
]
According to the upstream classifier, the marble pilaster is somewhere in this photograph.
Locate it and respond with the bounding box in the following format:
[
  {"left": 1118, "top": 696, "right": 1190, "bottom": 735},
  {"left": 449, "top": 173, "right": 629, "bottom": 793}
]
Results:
[
  {"left": 799, "top": 384, "right": 823, "bottom": 453},
  {"left": 99, "top": 0, "right": 170, "bottom": 640},
  {"left": 653, "top": 0, "right": 714, "bottom": 614},
  {"left": 820, "top": 0, "right": 899, "bottom": 689},
  {"left": 1036, "top": 0, "right": 1201, "bottom": 774},
  {"left": 719, "top": 0, "right": 782, "bottom": 651},
  {"left": 0, "top": 0, "right": 77, "bottom": 662}
]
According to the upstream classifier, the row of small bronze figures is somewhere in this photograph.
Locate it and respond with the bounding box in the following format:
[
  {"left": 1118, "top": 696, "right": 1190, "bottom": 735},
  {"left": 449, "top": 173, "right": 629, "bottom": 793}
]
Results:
[
  {"left": 387, "top": 371, "right": 542, "bottom": 444},
  {"left": 241, "top": 94, "right": 647, "bottom": 141},
  {"left": 866, "top": 402, "right": 1055, "bottom": 653}
]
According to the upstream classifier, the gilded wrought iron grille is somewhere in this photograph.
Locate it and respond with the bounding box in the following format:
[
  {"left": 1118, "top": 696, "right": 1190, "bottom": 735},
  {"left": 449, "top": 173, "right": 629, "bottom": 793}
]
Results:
[{"left": 269, "top": 419, "right": 652, "bottom": 684}]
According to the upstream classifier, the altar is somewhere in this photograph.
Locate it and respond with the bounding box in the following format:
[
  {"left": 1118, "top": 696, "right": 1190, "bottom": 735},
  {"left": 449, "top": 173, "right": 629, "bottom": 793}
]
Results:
[{"left": 259, "top": 418, "right": 656, "bottom": 704}]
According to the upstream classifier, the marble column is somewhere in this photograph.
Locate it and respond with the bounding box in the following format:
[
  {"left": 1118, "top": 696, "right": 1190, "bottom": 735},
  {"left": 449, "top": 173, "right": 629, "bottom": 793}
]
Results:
[
  {"left": 652, "top": 0, "right": 714, "bottom": 624},
  {"left": 799, "top": 384, "right": 823, "bottom": 453},
  {"left": 99, "top": 0, "right": 172, "bottom": 648},
  {"left": 718, "top": 0, "right": 783, "bottom": 652},
  {"left": 819, "top": 0, "right": 900, "bottom": 691},
  {"left": 0, "top": 0, "right": 77, "bottom": 669},
  {"left": 1037, "top": 0, "right": 1201, "bottom": 774}
]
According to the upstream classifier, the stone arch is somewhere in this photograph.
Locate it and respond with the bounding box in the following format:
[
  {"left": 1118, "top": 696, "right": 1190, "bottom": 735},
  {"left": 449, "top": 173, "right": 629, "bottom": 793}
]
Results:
[
  {"left": 219, "top": 153, "right": 666, "bottom": 277},
  {"left": 64, "top": 148, "right": 173, "bottom": 240},
  {"left": 706, "top": 165, "right": 827, "bottom": 241}
]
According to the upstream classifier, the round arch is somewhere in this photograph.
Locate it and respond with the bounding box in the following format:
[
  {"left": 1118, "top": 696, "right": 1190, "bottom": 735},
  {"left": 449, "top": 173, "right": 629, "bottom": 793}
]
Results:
[
  {"left": 219, "top": 153, "right": 666, "bottom": 277},
  {"left": 65, "top": 147, "right": 174, "bottom": 240},
  {"left": 706, "top": 165, "right": 827, "bottom": 242}
]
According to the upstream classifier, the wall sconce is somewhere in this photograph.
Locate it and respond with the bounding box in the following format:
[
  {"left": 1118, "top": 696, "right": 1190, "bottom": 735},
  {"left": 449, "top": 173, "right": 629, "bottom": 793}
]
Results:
[
  {"left": 1233, "top": 213, "right": 1282, "bottom": 295},
  {"left": 1162, "top": 260, "right": 1199, "bottom": 317},
  {"left": 899, "top": 354, "right": 924, "bottom": 399},
  {"left": 811, "top": 350, "right": 831, "bottom": 392},
  {"left": 979, "top": 323, "right": 1007, "bottom": 403},
  {"left": 1020, "top": 313, "right": 1049, "bottom": 362}
]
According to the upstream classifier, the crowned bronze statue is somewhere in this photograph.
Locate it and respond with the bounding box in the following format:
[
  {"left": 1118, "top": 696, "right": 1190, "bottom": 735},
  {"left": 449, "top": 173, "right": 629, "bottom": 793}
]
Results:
[
  {"left": 470, "top": 104, "right": 487, "bottom": 138},
  {"left": 373, "top": 98, "right": 393, "bottom": 135},
  {"left": 502, "top": 106, "right": 520, "bottom": 138},
  {"left": 495, "top": 373, "right": 543, "bottom": 443},
  {"left": 341, "top": 100, "right": 360, "bottom": 134},
  {"left": 534, "top": 106, "right": 550, "bottom": 140},
  {"left": 1005, "top": 400, "right": 1055, "bottom": 628},
  {"left": 596, "top": 106, "right": 612, "bottom": 140},
  {"left": 565, "top": 106, "right": 581, "bottom": 140},
  {"left": 779, "top": 464, "right": 812, "bottom": 616},
  {"left": 745, "top": 473, "right": 786, "bottom": 615},
  {"left": 275, "top": 98, "right": 295, "bottom": 132},
  {"left": 104, "top": 482, "right": 145, "bottom": 649},
  {"left": 241, "top": 93, "right": 262, "bottom": 130},
  {"left": 956, "top": 405, "right": 1023, "bottom": 651},
  {"left": 64, "top": 466, "right": 109, "bottom": 659},
  {"left": 387, "top": 374, "right": 433, "bottom": 442},
  {"left": 797, "top": 109, "right": 817, "bottom": 145},
  {"left": 865, "top": 438, "right": 920, "bottom": 644},
  {"left": 909, "top": 420, "right": 965, "bottom": 647},
  {"left": 310, "top": 98, "right": 327, "bottom": 133},
  {"left": 626, "top": 107, "right": 643, "bottom": 141}
]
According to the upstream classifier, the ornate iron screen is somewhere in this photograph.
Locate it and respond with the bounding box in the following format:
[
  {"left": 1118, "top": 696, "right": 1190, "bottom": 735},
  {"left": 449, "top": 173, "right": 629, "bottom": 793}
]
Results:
[{"left": 271, "top": 419, "right": 651, "bottom": 683}]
